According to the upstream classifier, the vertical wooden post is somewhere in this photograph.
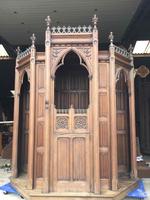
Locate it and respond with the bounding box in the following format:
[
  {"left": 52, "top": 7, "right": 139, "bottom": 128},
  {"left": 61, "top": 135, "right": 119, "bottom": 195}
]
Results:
[
  {"left": 43, "top": 16, "right": 51, "bottom": 193},
  {"left": 129, "top": 46, "right": 137, "bottom": 179},
  {"left": 109, "top": 32, "right": 118, "bottom": 191},
  {"left": 27, "top": 34, "right": 36, "bottom": 189},
  {"left": 92, "top": 15, "right": 100, "bottom": 194},
  {"left": 12, "top": 48, "right": 20, "bottom": 178}
]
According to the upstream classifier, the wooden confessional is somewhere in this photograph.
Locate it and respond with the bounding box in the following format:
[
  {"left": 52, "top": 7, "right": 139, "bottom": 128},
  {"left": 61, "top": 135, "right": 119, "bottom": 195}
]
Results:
[{"left": 12, "top": 15, "right": 137, "bottom": 200}]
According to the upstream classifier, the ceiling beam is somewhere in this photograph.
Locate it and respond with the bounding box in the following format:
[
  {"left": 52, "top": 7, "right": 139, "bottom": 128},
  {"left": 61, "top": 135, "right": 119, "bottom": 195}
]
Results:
[{"left": 122, "top": 0, "right": 150, "bottom": 47}]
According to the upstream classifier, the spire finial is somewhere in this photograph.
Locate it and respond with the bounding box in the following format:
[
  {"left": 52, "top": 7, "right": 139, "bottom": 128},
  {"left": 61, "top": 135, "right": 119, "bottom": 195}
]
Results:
[
  {"left": 45, "top": 16, "right": 51, "bottom": 30},
  {"left": 129, "top": 44, "right": 133, "bottom": 54},
  {"left": 30, "top": 33, "right": 36, "bottom": 47},
  {"left": 92, "top": 14, "right": 98, "bottom": 29},
  {"left": 109, "top": 32, "right": 114, "bottom": 46},
  {"left": 16, "top": 46, "right": 21, "bottom": 56}
]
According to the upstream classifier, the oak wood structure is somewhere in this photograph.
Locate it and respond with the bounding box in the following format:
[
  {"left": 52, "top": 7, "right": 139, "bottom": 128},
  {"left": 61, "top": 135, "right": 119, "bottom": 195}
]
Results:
[{"left": 11, "top": 15, "right": 138, "bottom": 200}]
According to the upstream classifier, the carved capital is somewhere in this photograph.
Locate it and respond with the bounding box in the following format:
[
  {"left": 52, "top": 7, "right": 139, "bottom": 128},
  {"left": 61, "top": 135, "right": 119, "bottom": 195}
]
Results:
[
  {"left": 88, "top": 74, "right": 93, "bottom": 80},
  {"left": 51, "top": 74, "right": 55, "bottom": 80}
]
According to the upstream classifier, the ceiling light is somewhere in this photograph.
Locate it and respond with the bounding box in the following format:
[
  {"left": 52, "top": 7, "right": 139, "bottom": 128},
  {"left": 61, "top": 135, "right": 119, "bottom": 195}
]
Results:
[
  {"left": 145, "top": 41, "right": 150, "bottom": 53},
  {"left": 0, "top": 44, "right": 9, "bottom": 57},
  {"left": 133, "top": 40, "right": 149, "bottom": 54}
]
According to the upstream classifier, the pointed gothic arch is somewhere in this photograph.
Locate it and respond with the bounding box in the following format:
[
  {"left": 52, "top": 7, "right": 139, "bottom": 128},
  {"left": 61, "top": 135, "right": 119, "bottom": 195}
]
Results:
[
  {"left": 51, "top": 47, "right": 92, "bottom": 79},
  {"left": 54, "top": 51, "right": 89, "bottom": 109}
]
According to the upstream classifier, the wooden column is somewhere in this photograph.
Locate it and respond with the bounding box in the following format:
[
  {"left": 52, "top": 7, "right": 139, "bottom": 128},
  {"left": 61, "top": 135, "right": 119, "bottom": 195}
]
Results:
[
  {"left": 43, "top": 16, "right": 51, "bottom": 193},
  {"left": 12, "top": 49, "right": 20, "bottom": 178},
  {"left": 92, "top": 15, "right": 100, "bottom": 194},
  {"left": 129, "top": 48, "right": 137, "bottom": 179},
  {"left": 27, "top": 34, "right": 36, "bottom": 189},
  {"left": 109, "top": 33, "right": 118, "bottom": 191}
]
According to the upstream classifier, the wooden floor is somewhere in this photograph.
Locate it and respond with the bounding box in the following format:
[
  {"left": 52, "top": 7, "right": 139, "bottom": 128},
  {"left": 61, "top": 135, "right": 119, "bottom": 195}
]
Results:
[{"left": 10, "top": 177, "right": 138, "bottom": 200}]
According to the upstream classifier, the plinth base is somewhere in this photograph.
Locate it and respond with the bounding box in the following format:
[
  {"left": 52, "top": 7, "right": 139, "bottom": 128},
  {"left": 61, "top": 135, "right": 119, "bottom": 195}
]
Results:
[{"left": 10, "top": 178, "right": 138, "bottom": 200}]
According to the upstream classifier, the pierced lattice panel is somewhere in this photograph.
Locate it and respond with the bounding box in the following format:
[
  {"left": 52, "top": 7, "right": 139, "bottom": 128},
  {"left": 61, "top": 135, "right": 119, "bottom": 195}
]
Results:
[
  {"left": 56, "top": 116, "right": 69, "bottom": 129},
  {"left": 74, "top": 116, "right": 87, "bottom": 129}
]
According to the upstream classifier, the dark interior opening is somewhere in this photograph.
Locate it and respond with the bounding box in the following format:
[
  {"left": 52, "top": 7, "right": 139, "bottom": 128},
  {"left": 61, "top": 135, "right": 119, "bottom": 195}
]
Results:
[
  {"left": 54, "top": 51, "right": 89, "bottom": 109},
  {"left": 116, "top": 71, "right": 131, "bottom": 177},
  {"left": 135, "top": 73, "right": 150, "bottom": 155},
  {"left": 18, "top": 73, "right": 30, "bottom": 175}
]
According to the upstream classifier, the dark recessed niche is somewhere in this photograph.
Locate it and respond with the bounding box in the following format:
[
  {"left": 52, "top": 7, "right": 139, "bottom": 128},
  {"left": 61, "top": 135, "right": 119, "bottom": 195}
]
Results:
[{"left": 13, "top": 11, "right": 18, "bottom": 14}]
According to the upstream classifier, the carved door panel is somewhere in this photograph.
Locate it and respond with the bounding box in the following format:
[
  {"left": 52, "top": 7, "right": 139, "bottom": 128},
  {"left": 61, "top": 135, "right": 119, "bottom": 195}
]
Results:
[
  {"left": 116, "top": 75, "right": 130, "bottom": 177},
  {"left": 53, "top": 108, "right": 91, "bottom": 192}
]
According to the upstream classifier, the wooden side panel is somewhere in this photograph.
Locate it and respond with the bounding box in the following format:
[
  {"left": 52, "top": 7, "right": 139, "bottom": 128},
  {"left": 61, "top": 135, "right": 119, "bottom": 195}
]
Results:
[
  {"left": 54, "top": 135, "right": 89, "bottom": 192},
  {"left": 35, "top": 64, "right": 45, "bottom": 186},
  {"left": 72, "top": 137, "right": 86, "bottom": 181},
  {"left": 98, "top": 62, "right": 110, "bottom": 189},
  {"left": 57, "top": 138, "right": 70, "bottom": 180}
]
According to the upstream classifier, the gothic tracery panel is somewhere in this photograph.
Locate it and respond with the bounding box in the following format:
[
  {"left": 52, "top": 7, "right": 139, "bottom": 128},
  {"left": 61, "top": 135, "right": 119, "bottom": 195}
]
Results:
[
  {"left": 56, "top": 116, "right": 69, "bottom": 130},
  {"left": 74, "top": 116, "right": 87, "bottom": 129}
]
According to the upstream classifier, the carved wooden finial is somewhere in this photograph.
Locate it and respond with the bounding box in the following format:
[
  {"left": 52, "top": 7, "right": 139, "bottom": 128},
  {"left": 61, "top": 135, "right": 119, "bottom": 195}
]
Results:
[
  {"left": 129, "top": 44, "right": 133, "bottom": 54},
  {"left": 109, "top": 32, "right": 114, "bottom": 46},
  {"left": 92, "top": 14, "right": 98, "bottom": 29},
  {"left": 30, "top": 33, "right": 36, "bottom": 46},
  {"left": 45, "top": 16, "right": 51, "bottom": 30},
  {"left": 16, "top": 46, "right": 21, "bottom": 56}
]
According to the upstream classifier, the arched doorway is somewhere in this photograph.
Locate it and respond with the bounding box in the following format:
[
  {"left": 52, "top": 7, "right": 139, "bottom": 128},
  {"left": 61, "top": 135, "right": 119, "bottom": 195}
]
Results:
[
  {"left": 53, "top": 51, "right": 91, "bottom": 192},
  {"left": 18, "top": 73, "right": 30, "bottom": 175},
  {"left": 116, "top": 71, "right": 131, "bottom": 178}
]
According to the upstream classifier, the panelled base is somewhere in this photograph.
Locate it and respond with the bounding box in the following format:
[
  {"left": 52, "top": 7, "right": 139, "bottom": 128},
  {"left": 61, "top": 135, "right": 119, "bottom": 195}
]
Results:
[{"left": 11, "top": 178, "right": 138, "bottom": 200}]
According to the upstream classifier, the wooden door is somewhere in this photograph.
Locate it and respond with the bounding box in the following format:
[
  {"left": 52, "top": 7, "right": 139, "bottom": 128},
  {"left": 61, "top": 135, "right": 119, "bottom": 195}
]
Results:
[
  {"left": 53, "top": 107, "right": 91, "bottom": 192},
  {"left": 18, "top": 75, "right": 30, "bottom": 174},
  {"left": 116, "top": 72, "right": 130, "bottom": 177},
  {"left": 53, "top": 52, "right": 91, "bottom": 192}
]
